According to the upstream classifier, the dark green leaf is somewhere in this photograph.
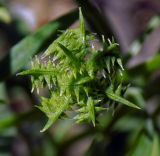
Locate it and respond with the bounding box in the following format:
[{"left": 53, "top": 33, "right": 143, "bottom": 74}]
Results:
[{"left": 0, "top": 83, "right": 7, "bottom": 104}]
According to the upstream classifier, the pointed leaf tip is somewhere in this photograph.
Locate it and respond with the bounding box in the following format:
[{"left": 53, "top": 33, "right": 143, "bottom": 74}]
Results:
[
  {"left": 40, "top": 119, "right": 53, "bottom": 132},
  {"left": 79, "top": 7, "right": 85, "bottom": 41},
  {"left": 106, "top": 91, "right": 141, "bottom": 110}
]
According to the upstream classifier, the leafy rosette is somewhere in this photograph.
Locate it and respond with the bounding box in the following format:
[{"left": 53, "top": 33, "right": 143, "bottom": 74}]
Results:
[{"left": 18, "top": 8, "right": 140, "bottom": 132}]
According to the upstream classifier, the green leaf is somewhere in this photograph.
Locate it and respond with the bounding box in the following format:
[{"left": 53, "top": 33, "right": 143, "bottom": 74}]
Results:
[
  {"left": 0, "top": 9, "right": 78, "bottom": 81},
  {"left": 105, "top": 58, "right": 111, "bottom": 73},
  {"left": 148, "top": 16, "right": 160, "bottom": 30},
  {"left": 126, "top": 87, "right": 145, "bottom": 109},
  {"left": 117, "top": 58, "right": 124, "bottom": 70},
  {"left": 38, "top": 94, "right": 70, "bottom": 132},
  {"left": 127, "top": 54, "right": 160, "bottom": 77},
  {"left": 75, "top": 76, "right": 93, "bottom": 85},
  {"left": 0, "top": 83, "right": 7, "bottom": 104},
  {"left": 17, "top": 69, "right": 56, "bottom": 76},
  {"left": 87, "top": 97, "right": 95, "bottom": 126},
  {"left": 115, "top": 84, "right": 122, "bottom": 96},
  {"left": 127, "top": 132, "right": 160, "bottom": 156},
  {"left": 0, "top": 6, "right": 11, "bottom": 23},
  {"left": 151, "top": 133, "right": 160, "bottom": 156},
  {"left": 106, "top": 90, "right": 141, "bottom": 109},
  {"left": 57, "top": 42, "right": 79, "bottom": 67},
  {"left": 0, "top": 99, "right": 5, "bottom": 104},
  {"left": 107, "top": 43, "right": 119, "bottom": 51},
  {"left": 40, "top": 119, "right": 54, "bottom": 133},
  {"left": 79, "top": 7, "right": 85, "bottom": 42},
  {"left": 128, "top": 133, "right": 152, "bottom": 156}
]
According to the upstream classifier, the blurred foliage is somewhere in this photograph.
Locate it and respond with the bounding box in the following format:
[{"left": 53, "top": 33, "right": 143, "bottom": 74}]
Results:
[
  {"left": 0, "top": 0, "right": 160, "bottom": 156},
  {"left": 0, "top": 6, "right": 11, "bottom": 24}
]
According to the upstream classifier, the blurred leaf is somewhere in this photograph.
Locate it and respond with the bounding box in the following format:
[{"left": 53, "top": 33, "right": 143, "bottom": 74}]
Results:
[
  {"left": 128, "top": 133, "right": 152, "bottom": 156},
  {"left": 128, "top": 27, "right": 160, "bottom": 68},
  {"left": 151, "top": 133, "right": 160, "bottom": 156},
  {"left": 42, "top": 136, "right": 57, "bottom": 156},
  {"left": 0, "top": 99, "right": 6, "bottom": 104},
  {"left": 0, "top": 9, "right": 78, "bottom": 81},
  {"left": 0, "top": 6, "right": 11, "bottom": 23},
  {"left": 148, "top": 16, "right": 160, "bottom": 31},
  {"left": 113, "top": 115, "right": 144, "bottom": 132},
  {"left": 128, "top": 15, "right": 160, "bottom": 68},
  {"left": 127, "top": 53, "right": 160, "bottom": 77},
  {"left": 128, "top": 132, "right": 160, "bottom": 156},
  {"left": 53, "top": 120, "right": 73, "bottom": 144},
  {"left": 125, "top": 87, "right": 145, "bottom": 109},
  {"left": 0, "top": 83, "right": 7, "bottom": 104}
]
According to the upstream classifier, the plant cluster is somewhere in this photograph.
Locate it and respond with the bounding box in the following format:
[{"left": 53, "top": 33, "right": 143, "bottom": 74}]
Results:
[{"left": 18, "top": 9, "right": 140, "bottom": 132}]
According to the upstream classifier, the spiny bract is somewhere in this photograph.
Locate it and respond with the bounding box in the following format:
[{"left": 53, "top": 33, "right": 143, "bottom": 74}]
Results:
[{"left": 18, "top": 8, "right": 140, "bottom": 132}]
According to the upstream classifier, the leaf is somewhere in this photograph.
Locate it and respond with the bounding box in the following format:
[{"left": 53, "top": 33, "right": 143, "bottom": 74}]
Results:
[
  {"left": 0, "top": 6, "right": 11, "bottom": 23},
  {"left": 38, "top": 94, "right": 70, "bottom": 132},
  {"left": 17, "top": 69, "right": 56, "bottom": 76},
  {"left": 79, "top": 7, "right": 85, "bottom": 42},
  {"left": 40, "top": 119, "right": 54, "bottom": 133},
  {"left": 126, "top": 87, "right": 145, "bottom": 109},
  {"left": 148, "top": 16, "right": 160, "bottom": 30},
  {"left": 107, "top": 43, "right": 119, "bottom": 51},
  {"left": 151, "top": 133, "right": 160, "bottom": 156},
  {"left": 75, "top": 76, "right": 93, "bottom": 85},
  {"left": 128, "top": 133, "right": 152, "bottom": 156},
  {"left": 0, "top": 99, "right": 6, "bottom": 105},
  {"left": 0, "top": 9, "right": 78, "bottom": 81},
  {"left": 106, "top": 90, "right": 141, "bottom": 109},
  {"left": 117, "top": 58, "right": 124, "bottom": 70},
  {"left": 0, "top": 83, "right": 7, "bottom": 104},
  {"left": 127, "top": 27, "right": 160, "bottom": 69},
  {"left": 115, "top": 84, "right": 122, "bottom": 96},
  {"left": 105, "top": 57, "right": 111, "bottom": 73},
  {"left": 128, "top": 132, "right": 160, "bottom": 156},
  {"left": 127, "top": 53, "right": 160, "bottom": 77},
  {"left": 57, "top": 42, "right": 79, "bottom": 67},
  {"left": 87, "top": 97, "right": 95, "bottom": 126}
]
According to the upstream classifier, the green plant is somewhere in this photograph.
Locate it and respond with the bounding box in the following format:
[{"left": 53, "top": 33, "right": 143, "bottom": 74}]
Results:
[
  {"left": 18, "top": 9, "right": 140, "bottom": 132},
  {"left": 0, "top": 1, "right": 160, "bottom": 155}
]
